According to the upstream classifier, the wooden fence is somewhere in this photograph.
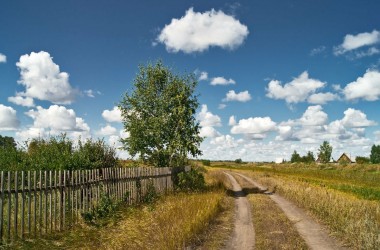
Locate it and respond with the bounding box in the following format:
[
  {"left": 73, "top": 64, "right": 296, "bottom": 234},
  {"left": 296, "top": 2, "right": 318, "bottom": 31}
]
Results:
[{"left": 0, "top": 167, "right": 173, "bottom": 242}]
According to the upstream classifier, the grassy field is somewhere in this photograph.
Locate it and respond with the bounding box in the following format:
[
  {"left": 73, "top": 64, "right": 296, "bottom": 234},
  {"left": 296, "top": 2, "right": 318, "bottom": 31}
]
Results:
[
  {"left": 211, "top": 162, "right": 380, "bottom": 249},
  {"left": 4, "top": 169, "right": 232, "bottom": 250}
]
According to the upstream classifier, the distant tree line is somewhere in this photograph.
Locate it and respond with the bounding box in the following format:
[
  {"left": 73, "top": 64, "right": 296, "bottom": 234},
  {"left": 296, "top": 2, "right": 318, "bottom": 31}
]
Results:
[{"left": 289, "top": 140, "right": 380, "bottom": 164}]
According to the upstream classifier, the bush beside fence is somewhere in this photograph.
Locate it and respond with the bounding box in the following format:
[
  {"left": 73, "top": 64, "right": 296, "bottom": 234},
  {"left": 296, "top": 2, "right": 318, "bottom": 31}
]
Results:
[{"left": 0, "top": 167, "right": 173, "bottom": 243}]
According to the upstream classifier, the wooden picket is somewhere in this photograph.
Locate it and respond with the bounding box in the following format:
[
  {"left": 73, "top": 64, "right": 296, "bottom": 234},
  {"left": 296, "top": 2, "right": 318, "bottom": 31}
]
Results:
[{"left": 0, "top": 167, "right": 174, "bottom": 242}]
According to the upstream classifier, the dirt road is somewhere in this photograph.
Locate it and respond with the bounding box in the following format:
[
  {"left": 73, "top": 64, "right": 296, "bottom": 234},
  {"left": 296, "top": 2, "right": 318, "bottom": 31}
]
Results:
[
  {"left": 224, "top": 172, "right": 255, "bottom": 250},
  {"left": 234, "top": 172, "right": 348, "bottom": 250}
]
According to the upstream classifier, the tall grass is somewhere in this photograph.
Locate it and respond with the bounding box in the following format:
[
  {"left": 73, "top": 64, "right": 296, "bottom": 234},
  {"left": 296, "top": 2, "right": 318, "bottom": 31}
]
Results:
[{"left": 240, "top": 170, "right": 380, "bottom": 249}]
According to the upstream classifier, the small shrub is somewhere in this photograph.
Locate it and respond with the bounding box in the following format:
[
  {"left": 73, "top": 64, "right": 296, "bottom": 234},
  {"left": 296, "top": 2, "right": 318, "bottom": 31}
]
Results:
[
  {"left": 201, "top": 159, "right": 211, "bottom": 166},
  {"left": 235, "top": 158, "right": 243, "bottom": 164},
  {"left": 176, "top": 168, "right": 206, "bottom": 191},
  {"left": 142, "top": 180, "right": 159, "bottom": 203},
  {"left": 82, "top": 192, "right": 117, "bottom": 224}
]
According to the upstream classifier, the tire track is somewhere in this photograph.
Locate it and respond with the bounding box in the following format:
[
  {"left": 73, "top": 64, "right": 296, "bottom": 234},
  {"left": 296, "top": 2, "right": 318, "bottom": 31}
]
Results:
[{"left": 224, "top": 172, "right": 255, "bottom": 250}]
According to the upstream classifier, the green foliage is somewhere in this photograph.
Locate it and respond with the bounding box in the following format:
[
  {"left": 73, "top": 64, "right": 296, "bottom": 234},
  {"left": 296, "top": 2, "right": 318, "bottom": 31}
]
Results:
[
  {"left": 370, "top": 144, "right": 380, "bottom": 164},
  {"left": 234, "top": 158, "right": 243, "bottom": 164},
  {"left": 119, "top": 61, "right": 203, "bottom": 168},
  {"left": 290, "top": 150, "right": 301, "bottom": 163},
  {"left": 82, "top": 192, "right": 117, "bottom": 224},
  {"left": 291, "top": 151, "right": 315, "bottom": 163},
  {"left": 0, "top": 134, "right": 118, "bottom": 171},
  {"left": 0, "top": 135, "right": 17, "bottom": 150},
  {"left": 356, "top": 156, "right": 370, "bottom": 164},
  {"left": 201, "top": 159, "right": 211, "bottom": 166},
  {"left": 318, "top": 141, "right": 332, "bottom": 163},
  {"left": 176, "top": 168, "right": 206, "bottom": 191},
  {"left": 142, "top": 180, "right": 159, "bottom": 203}
]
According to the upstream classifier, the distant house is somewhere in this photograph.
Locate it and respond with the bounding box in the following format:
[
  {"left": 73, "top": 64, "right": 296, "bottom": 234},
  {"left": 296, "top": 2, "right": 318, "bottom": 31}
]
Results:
[{"left": 336, "top": 153, "right": 353, "bottom": 164}]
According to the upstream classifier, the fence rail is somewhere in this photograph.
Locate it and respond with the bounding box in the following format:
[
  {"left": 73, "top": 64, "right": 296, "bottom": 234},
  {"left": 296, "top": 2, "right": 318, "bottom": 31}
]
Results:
[{"left": 0, "top": 167, "right": 173, "bottom": 242}]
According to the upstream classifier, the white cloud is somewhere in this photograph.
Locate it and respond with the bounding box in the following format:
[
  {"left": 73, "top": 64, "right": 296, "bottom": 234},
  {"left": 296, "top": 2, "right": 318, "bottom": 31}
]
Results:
[
  {"left": 0, "top": 53, "right": 6, "bottom": 63},
  {"left": 334, "top": 30, "right": 380, "bottom": 55},
  {"left": 354, "top": 47, "right": 380, "bottom": 58},
  {"left": 157, "top": 8, "right": 249, "bottom": 53},
  {"left": 16, "top": 51, "right": 77, "bottom": 104},
  {"left": 310, "top": 46, "right": 326, "bottom": 56},
  {"left": 231, "top": 117, "right": 276, "bottom": 135},
  {"left": 16, "top": 127, "right": 47, "bottom": 141},
  {"left": 25, "top": 105, "right": 89, "bottom": 132},
  {"left": 266, "top": 71, "right": 326, "bottom": 104},
  {"left": 84, "top": 89, "right": 100, "bottom": 98},
  {"left": 102, "top": 106, "right": 123, "bottom": 123},
  {"left": 340, "top": 108, "right": 376, "bottom": 128},
  {"left": 210, "top": 77, "right": 236, "bottom": 85},
  {"left": 299, "top": 105, "right": 328, "bottom": 126},
  {"left": 198, "top": 71, "right": 208, "bottom": 81},
  {"left": 0, "top": 104, "right": 20, "bottom": 131},
  {"left": 307, "top": 92, "right": 338, "bottom": 104},
  {"left": 199, "top": 126, "right": 220, "bottom": 138},
  {"left": 224, "top": 90, "right": 251, "bottom": 102},
  {"left": 218, "top": 104, "right": 227, "bottom": 109},
  {"left": 97, "top": 125, "right": 118, "bottom": 136},
  {"left": 343, "top": 70, "right": 380, "bottom": 101},
  {"left": 8, "top": 96, "right": 35, "bottom": 107},
  {"left": 229, "top": 116, "right": 236, "bottom": 126},
  {"left": 197, "top": 104, "right": 221, "bottom": 127}
]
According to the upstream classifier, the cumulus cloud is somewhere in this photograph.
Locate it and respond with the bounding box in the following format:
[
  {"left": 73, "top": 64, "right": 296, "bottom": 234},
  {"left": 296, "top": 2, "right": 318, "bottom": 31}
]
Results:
[
  {"left": 199, "top": 126, "right": 220, "bottom": 138},
  {"left": 97, "top": 125, "right": 118, "bottom": 136},
  {"left": 340, "top": 108, "right": 377, "bottom": 128},
  {"left": 8, "top": 96, "right": 35, "bottom": 107},
  {"left": 266, "top": 71, "right": 326, "bottom": 104},
  {"left": 210, "top": 77, "right": 236, "bottom": 85},
  {"left": 198, "top": 71, "right": 208, "bottom": 81},
  {"left": 229, "top": 116, "right": 236, "bottom": 126},
  {"left": 231, "top": 117, "right": 276, "bottom": 135},
  {"left": 25, "top": 105, "right": 89, "bottom": 132},
  {"left": 16, "top": 51, "right": 77, "bottom": 104},
  {"left": 0, "top": 104, "right": 20, "bottom": 131},
  {"left": 102, "top": 106, "right": 123, "bottom": 123},
  {"left": 157, "top": 8, "right": 249, "bottom": 53},
  {"left": 299, "top": 105, "right": 328, "bottom": 126},
  {"left": 224, "top": 90, "right": 251, "bottom": 102},
  {"left": 334, "top": 30, "right": 380, "bottom": 55},
  {"left": 197, "top": 105, "right": 221, "bottom": 138},
  {"left": 197, "top": 104, "right": 221, "bottom": 127},
  {"left": 0, "top": 53, "right": 6, "bottom": 63},
  {"left": 307, "top": 92, "right": 339, "bottom": 104},
  {"left": 18, "top": 105, "right": 90, "bottom": 141},
  {"left": 343, "top": 70, "right": 380, "bottom": 101}
]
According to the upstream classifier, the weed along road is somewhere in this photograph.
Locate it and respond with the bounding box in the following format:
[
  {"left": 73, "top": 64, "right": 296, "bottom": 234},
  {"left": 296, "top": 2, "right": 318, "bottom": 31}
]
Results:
[
  {"left": 233, "top": 172, "right": 349, "bottom": 250},
  {"left": 224, "top": 172, "right": 255, "bottom": 250}
]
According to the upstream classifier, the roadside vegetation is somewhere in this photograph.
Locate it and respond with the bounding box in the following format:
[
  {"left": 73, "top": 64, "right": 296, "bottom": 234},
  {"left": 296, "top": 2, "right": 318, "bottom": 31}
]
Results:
[{"left": 7, "top": 169, "right": 232, "bottom": 250}]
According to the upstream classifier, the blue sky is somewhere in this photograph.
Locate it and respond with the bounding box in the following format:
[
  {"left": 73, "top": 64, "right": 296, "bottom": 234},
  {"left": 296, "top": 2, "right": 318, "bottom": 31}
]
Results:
[{"left": 1, "top": 0, "right": 380, "bottom": 162}]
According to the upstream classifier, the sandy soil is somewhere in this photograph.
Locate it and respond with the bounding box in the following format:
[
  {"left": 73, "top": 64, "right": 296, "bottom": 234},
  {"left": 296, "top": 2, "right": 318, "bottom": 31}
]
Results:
[
  {"left": 235, "top": 172, "right": 349, "bottom": 250},
  {"left": 224, "top": 172, "right": 255, "bottom": 250}
]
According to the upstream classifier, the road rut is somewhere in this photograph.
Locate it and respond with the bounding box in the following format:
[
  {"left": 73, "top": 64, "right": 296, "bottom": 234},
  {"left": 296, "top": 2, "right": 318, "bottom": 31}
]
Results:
[{"left": 224, "top": 172, "right": 255, "bottom": 250}]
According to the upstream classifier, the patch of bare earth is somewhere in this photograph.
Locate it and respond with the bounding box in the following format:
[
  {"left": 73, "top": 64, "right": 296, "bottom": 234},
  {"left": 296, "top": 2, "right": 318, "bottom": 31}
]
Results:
[{"left": 224, "top": 172, "right": 255, "bottom": 250}]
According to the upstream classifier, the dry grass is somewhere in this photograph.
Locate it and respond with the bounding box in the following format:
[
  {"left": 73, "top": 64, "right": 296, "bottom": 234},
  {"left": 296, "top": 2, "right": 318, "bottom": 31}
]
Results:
[
  {"left": 6, "top": 169, "right": 231, "bottom": 250},
  {"left": 238, "top": 170, "right": 380, "bottom": 249},
  {"left": 233, "top": 174, "right": 308, "bottom": 250}
]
